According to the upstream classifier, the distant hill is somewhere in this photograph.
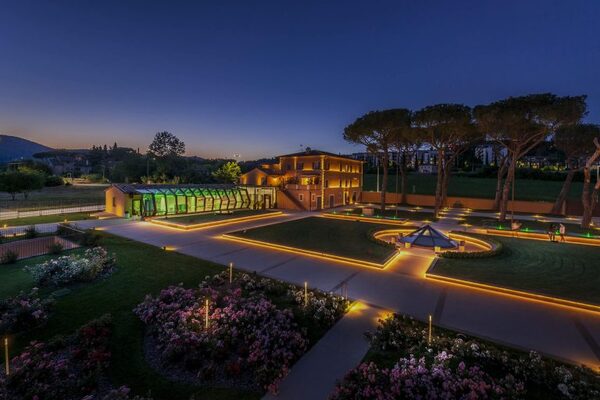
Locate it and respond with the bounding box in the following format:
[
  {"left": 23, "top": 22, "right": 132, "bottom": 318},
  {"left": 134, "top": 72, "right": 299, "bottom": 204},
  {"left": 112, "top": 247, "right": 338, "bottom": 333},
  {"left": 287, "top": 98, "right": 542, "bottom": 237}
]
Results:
[{"left": 0, "top": 135, "right": 53, "bottom": 164}]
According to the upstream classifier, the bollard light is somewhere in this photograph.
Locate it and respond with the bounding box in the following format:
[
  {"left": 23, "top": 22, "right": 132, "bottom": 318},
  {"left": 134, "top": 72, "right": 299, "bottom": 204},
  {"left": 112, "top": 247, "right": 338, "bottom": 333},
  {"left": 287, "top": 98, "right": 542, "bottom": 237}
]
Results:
[
  {"left": 229, "top": 262, "right": 233, "bottom": 284},
  {"left": 4, "top": 337, "right": 9, "bottom": 376},
  {"left": 204, "top": 299, "right": 209, "bottom": 329},
  {"left": 428, "top": 315, "right": 433, "bottom": 345},
  {"left": 304, "top": 281, "right": 308, "bottom": 308}
]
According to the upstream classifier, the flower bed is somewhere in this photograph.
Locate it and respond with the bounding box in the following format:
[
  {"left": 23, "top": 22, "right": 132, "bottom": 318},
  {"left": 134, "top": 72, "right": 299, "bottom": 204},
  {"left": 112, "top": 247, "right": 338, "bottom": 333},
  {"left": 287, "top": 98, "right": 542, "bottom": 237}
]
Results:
[
  {"left": 25, "top": 247, "right": 116, "bottom": 287},
  {"left": 0, "top": 288, "right": 53, "bottom": 335},
  {"left": 331, "top": 314, "right": 600, "bottom": 399},
  {"left": 135, "top": 271, "right": 347, "bottom": 394},
  {"left": 0, "top": 315, "right": 113, "bottom": 400}
]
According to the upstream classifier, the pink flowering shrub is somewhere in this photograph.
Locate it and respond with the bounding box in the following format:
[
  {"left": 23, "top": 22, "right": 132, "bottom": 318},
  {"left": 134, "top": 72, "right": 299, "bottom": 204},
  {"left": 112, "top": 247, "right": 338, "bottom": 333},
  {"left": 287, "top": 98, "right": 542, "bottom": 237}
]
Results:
[
  {"left": 26, "top": 247, "right": 116, "bottom": 287},
  {"left": 1, "top": 314, "right": 113, "bottom": 400},
  {"left": 0, "top": 288, "right": 53, "bottom": 335},
  {"left": 82, "top": 385, "right": 153, "bottom": 400},
  {"left": 134, "top": 271, "right": 344, "bottom": 394},
  {"left": 331, "top": 314, "right": 600, "bottom": 399}
]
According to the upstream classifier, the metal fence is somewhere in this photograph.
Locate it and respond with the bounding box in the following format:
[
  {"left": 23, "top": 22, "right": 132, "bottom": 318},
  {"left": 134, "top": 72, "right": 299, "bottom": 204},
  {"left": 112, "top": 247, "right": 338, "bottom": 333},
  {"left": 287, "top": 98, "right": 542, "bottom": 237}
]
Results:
[{"left": 0, "top": 203, "right": 105, "bottom": 221}]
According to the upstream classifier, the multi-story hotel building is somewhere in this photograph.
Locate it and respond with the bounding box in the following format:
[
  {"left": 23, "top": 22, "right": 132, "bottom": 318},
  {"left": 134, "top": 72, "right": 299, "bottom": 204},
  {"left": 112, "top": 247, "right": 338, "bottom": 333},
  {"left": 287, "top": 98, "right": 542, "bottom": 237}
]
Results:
[{"left": 239, "top": 149, "right": 363, "bottom": 210}]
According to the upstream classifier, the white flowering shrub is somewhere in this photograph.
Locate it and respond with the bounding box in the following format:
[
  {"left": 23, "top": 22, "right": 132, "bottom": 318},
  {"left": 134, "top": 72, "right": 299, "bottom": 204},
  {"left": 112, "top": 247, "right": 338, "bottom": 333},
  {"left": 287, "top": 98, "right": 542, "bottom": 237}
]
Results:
[{"left": 26, "top": 247, "right": 116, "bottom": 287}]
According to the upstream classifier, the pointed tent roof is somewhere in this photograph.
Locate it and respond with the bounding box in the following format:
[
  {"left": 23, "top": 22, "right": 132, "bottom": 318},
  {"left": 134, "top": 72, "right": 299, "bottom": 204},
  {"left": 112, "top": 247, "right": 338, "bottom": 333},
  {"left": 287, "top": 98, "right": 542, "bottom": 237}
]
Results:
[{"left": 400, "top": 225, "right": 458, "bottom": 249}]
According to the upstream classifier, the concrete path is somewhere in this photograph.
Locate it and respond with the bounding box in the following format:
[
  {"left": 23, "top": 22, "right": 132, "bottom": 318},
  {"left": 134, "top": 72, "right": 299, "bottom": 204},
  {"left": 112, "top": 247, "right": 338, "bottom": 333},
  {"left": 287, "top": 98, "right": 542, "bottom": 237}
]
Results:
[
  {"left": 96, "top": 212, "right": 600, "bottom": 398},
  {"left": 263, "top": 302, "right": 384, "bottom": 400}
]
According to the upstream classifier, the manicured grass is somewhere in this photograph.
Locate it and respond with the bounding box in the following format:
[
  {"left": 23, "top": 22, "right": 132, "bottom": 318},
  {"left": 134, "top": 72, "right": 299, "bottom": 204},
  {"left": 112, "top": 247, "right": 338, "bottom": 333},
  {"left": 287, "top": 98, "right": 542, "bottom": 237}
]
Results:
[
  {"left": 0, "top": 212, "right": 98, "bottom": 227},
  {"left": 0, "top": 184, "right": 107, "bottom": 210},
  {"left": 462, "top": 215, "right": 600, "bottom": 238},
  {"left": 229, "top": 217, "right": 397, "bottom": 264},
  {"left": 155, "top": 209, "right": 276, "bottom": 225},
  {"left": 431, "top": 234, "right": 600, "bottom": 305},
  {"left": 363, "top": 173, "right": 580, "bottom": 202},
  {"left": 341, "top": 207, "right": 438, "bottom": 222}
]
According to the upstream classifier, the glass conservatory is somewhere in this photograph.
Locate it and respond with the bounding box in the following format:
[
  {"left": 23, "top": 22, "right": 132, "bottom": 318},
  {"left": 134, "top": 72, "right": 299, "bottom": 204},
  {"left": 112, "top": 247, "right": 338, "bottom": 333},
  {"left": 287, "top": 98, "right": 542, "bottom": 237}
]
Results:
[{"left": 109, "top": 184, "right": 276, "bottom": 218}]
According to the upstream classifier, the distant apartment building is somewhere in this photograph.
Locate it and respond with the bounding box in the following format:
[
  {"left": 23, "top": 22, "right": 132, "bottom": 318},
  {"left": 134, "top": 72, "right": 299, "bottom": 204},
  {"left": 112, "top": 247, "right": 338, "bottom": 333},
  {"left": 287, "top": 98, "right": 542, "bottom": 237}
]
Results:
[{"left": 240, "top": 149, "right": 363, "bottom": 210}]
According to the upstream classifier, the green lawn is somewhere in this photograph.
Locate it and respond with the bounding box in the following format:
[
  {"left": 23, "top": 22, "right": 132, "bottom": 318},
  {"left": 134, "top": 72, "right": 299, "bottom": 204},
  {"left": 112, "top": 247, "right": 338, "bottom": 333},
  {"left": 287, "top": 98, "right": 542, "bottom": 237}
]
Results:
[
  {"left": 431, "top": 234, "right": 600, "bottom": 305},
  {"left": 0, "top": 184, "right": 106, "bottom": 210},
  {"left": 1, "top": 212, "right": 98, "bottom": 227},
  {"left": 1, "top": 233, "right": 340, "bottom": 400},
  {"left": 229, "top": 217, "right": 398, "bottom": 264},
  {"left": 336, "top": 207, "right": 438, "bottom": 222},
  {"left": 462, "top": 215, "right": 600, "bottom": 238},
  {"left": 155, "top": 209, "right": 276, "bottom": 225},
  {"left": 363, "top": 173, "right": 580, "bottom": 202}
]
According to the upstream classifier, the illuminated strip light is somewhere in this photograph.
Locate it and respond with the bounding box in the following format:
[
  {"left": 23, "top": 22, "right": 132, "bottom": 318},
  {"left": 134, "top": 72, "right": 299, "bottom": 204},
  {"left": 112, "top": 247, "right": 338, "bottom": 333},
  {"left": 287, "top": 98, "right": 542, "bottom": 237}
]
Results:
[
  {"left": 426, "top": 273, "right": 600, "bottom": 315},
  {"left": 485, "top": 229, "right": 600, "bottom": 247},
  {"left": 219, "top": 234, "right": 403, "bottom": 270},
  {"left": 149, "top": 211, "right": 284, "bottom": 231},
  {"left": 320, "top": 213, "right": 411, "bottom": 226}
]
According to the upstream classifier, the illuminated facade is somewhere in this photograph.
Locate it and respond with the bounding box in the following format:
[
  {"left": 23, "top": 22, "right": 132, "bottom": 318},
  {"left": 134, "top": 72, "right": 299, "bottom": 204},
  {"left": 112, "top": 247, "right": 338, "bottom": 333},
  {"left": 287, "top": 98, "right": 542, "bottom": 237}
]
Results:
[
  {"left": 239, "top": 149, "right": 363, "bottom": 210},
  {"left": 105, "top": 184, "right": 276, "bottom": 218}
]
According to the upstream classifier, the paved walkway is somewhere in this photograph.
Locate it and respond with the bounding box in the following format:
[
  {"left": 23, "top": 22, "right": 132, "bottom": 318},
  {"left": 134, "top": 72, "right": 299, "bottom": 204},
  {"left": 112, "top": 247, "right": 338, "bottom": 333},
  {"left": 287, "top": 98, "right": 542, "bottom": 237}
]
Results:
[
  {"left": 263, "top": 302, "right": 383, "bottom": 400},
  {"left": 94, "top": 212, "right": 600, "bottom": 398}
]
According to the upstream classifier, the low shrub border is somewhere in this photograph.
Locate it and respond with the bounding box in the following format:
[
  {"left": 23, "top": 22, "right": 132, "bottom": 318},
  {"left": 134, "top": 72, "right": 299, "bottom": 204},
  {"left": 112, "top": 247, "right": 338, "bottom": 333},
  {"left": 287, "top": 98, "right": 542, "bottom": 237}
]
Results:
[
  {"left": 331, "top": 314, "right": 600, "bottom": 399},
  {"left": 439, "top": 231, "right": 503, "bottom": 259}
]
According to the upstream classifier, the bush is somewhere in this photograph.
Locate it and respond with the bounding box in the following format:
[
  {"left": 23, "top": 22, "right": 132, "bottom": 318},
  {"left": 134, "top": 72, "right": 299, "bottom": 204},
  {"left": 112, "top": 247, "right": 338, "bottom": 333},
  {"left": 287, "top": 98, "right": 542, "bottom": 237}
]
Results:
[
  {"left": 331, "top": 314, "right": 600, "bottom": 399},
  {"left": 26, "top": 247, "right": 116, "bottom": 287},
  {"left": 2, "top": 314, "right": 112, "bottom": 400},
  {"left": 0, "top": 250, "right": 18, "bottom": 264},
  {"left": 82, "top": 231, "right": 102, "bottom": 246},
  {"left": 44, "top": 175, "right": 64, "bottom": 187},
  {"left": 0, "top": 288, "right": 53, "bottom": 335},
  {"left": 24, "top": 225, "right": 38, "bottom": 239},
  {"left": 48, "top": 242, "right": 64, "bottom": 255},
  {"left": 134, "top": 276, "right": 312, "bottom": 393}
]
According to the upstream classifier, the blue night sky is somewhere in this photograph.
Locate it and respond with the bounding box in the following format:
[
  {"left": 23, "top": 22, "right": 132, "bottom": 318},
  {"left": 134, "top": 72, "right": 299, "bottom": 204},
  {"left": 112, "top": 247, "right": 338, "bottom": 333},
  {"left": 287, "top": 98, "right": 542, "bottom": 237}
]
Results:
[{"left": 1, "top": 0, "right": 599, "bottom": 160}]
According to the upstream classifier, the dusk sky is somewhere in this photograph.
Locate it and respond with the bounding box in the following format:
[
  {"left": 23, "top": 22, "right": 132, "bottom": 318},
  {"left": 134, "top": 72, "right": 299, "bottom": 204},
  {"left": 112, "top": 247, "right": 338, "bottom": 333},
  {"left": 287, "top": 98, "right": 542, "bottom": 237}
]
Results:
[{"left": 1, "top": 0, "right": 599, "bottom": 160}]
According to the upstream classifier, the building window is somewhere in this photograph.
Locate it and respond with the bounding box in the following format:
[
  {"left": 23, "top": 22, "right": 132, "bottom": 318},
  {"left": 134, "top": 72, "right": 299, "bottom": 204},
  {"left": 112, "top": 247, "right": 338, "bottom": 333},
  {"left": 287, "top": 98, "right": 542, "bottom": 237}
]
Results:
[
  {"left": 112, "top": 197, "right": 116, "bottom": 207},
  {"left": 312, "top": 161, "right": 321, "bottom": 170},
  {"left": 299, "top": 194, "right": 304, "bottom": 201},
  {"left": 286, "top": 163, "right": 292, "bottom": 171},
  {"left": 324, "top": 160, "right": 330, "bottom": 170},
  {"left": 324, "top": 179, "right": 329, "bottom": 188},
  {"left": 297, "top": 162, "right": 304, "bottom": 170},
  {"left": 311, "top": 194, "right": 315, "bottom": 201}
]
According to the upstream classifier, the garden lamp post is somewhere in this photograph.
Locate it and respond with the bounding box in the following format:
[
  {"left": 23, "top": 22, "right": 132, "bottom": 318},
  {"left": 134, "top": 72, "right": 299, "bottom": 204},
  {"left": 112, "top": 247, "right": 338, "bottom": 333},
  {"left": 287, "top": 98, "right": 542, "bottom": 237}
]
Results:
[{"left": 4, "top": 337, "right": 9, "bottom": 376}]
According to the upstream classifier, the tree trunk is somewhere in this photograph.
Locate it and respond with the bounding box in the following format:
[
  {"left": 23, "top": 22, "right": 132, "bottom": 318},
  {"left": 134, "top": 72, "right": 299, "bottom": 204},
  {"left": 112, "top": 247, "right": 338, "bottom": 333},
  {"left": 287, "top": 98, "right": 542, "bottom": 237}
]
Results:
[
  {"left": 580, "top": 138, "right": 600, "bottom": 228},
  {"left": 551, "top": 162, "right": 576, "bottom": 215},
  {"left": 581, "top": 166, "right": 594, "bottom": 228},
  {"left": 499, "top": 156, "right": 516, "bottom": 221},
  {"left": 441, "top": 160, "right": 452, "bottom": 207},
  {"left": 493, "top": 158, "right": 508, "bottom": 210},
  {"left": 380, "top": 150, "right": 389, "bottom": 212},
  {"left": 434, "top": 150, "right": 445, "bottom": 218},
  {"left": 400, "top": 166, "right": 407, "bottom": 204}
]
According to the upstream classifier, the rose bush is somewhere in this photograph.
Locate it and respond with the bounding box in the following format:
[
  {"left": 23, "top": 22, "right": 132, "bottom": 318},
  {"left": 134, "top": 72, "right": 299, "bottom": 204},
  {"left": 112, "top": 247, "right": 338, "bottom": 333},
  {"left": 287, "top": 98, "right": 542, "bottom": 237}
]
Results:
[
  {"left": 26, "top": 247, "right": 116, "bottom": 287},
  {"left": 331, "top": 314, "right": 600, "bottom": 399},
  {"left": 0, "top": 288, "right": 52, "bottom": 335},
  {"left": 1, "top": 314, "right": 112, "bottom": 400},
  {"left": 135, "top": 272, "right": 346, "bottom": 394}
]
